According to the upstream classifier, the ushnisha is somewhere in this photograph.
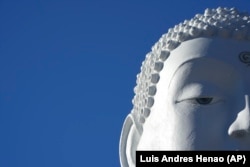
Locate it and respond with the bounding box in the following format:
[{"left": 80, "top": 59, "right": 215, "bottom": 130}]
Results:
[{"left": 120, "top": 7, "right": 250, "bottom": 167}]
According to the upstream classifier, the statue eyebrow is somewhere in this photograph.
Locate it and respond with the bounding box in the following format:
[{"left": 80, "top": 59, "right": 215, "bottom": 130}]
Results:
[
  {"left": 175, "top": 82, "right": 224, "bottom": 103},
  {"left": 239, "top": 52, "right": 250, "bottom": 66}
]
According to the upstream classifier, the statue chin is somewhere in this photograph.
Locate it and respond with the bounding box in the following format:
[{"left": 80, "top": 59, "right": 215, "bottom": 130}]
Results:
[{"left": 120, "top": 7, "right": 250, "bottom": 167}]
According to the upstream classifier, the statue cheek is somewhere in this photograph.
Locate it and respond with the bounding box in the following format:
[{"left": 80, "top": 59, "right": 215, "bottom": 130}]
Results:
[{"left": 172, "top": 104, "right": 230, "bottom": 149}]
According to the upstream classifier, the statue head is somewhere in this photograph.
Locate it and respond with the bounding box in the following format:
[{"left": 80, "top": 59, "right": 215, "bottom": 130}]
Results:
[{"left": 120, "top": 7, "right": 250, "bottom": 167}]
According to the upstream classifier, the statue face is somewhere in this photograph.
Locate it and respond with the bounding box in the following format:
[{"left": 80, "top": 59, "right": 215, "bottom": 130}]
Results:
[{"left": 137, "top": 37, "right": 250, "bottom": 150}]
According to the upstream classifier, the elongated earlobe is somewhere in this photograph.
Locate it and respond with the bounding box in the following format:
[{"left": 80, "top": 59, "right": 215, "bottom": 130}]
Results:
[{"left": 119, "top": 114, "right": 141, "bottom": 167}]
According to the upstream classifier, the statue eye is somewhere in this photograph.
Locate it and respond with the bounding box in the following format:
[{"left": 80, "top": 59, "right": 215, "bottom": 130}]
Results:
[
  {"left": 195, "top": 98, "right": 213, "bottom": 105},
  {"left": 177, "top": 96, "right": 222, "bottom": 105}
]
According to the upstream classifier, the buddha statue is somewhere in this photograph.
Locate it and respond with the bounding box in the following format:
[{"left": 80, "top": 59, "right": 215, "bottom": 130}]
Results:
[{"left": 119, "top": 7, "right": 250, "bottom": 167}]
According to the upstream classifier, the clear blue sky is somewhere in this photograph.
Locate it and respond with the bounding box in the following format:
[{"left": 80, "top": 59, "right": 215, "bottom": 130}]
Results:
[{"left": 0, "top": 0, "right": 250, "bottom": 166}]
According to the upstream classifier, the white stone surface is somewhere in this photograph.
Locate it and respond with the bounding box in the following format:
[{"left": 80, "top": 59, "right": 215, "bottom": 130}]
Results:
[
  {"left": 120, "top": 7, "right": 250, "bottom": 167},
  {"left": 138, "top": 38, "right": 250, "bottom": 151}
]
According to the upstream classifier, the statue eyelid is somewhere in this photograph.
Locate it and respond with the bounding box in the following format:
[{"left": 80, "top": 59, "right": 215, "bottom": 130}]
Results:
[
  {"left": 175, "top": 82, "right": 226, "bottom": 105},
  {"left": 177, "top": 96, "right": 223, "bottom": 105}
]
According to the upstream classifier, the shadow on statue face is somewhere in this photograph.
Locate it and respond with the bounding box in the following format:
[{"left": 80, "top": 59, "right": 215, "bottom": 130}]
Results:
[
  {"left": 120, "top": 37, "right": 250, "bottom": 167},
  {"left": 137, "top": 38, "right": 250, "bottom": 151}
]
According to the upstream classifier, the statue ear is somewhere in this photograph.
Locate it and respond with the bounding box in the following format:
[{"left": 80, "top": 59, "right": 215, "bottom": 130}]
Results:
[{"left": 119, "top": 114, "right": 141, "bottom": 167}]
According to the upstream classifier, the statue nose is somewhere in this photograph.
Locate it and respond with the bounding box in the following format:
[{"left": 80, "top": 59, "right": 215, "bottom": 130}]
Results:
[{"left": 228, "top": 95, "right": 250, "bottom": 139}]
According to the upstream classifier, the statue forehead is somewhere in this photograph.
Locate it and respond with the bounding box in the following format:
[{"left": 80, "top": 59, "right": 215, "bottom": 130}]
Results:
[
  {"left": 130, "top": 7, "right": 250, "bottom": 131},
  {"left": 167, "top": 58, "right": 247, "bottom": 101},
  {"left": 165, "top": 37, "right": 250, "bottom": 85},
  {"left": 154, "top": 38, "right": 250, "bottom": 109}
]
